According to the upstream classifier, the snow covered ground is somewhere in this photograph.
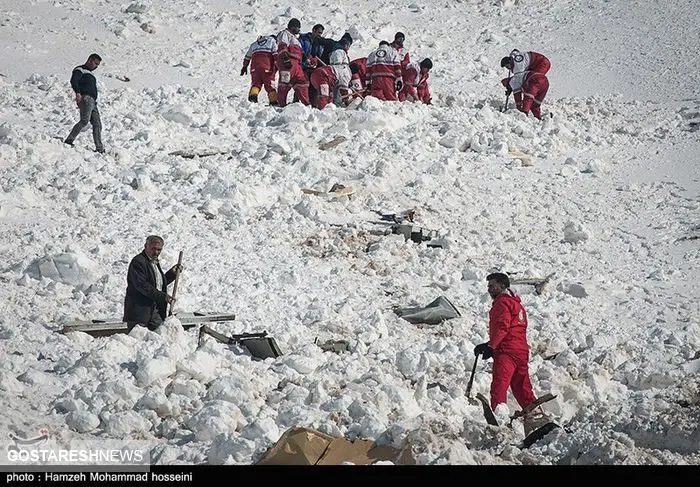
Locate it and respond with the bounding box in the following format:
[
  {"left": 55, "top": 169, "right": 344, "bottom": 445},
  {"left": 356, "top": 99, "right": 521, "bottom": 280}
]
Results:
[{"left": 0, "top": 0, "right": 699, "bottom": 466}]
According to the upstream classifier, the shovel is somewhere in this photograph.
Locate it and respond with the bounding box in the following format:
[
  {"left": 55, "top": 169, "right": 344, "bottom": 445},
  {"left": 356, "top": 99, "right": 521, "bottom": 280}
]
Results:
[
  {"left": 465, "top": 354, "right": 479, "bottom": 405},
  {"left": 500, "top": 91, "right": 511, "bottom": 112},
  {"left": 466, "top": 352, "right": 500, "bottom": 425},
  {"left": 168, "top": 251, "right": 184, "bottom": 317}
]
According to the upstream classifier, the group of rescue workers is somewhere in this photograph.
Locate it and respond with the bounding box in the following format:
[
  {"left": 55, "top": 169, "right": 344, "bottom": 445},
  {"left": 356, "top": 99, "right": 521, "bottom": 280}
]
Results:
[{"left": 240, "top": 18, "right": 550, "bottom": 119}]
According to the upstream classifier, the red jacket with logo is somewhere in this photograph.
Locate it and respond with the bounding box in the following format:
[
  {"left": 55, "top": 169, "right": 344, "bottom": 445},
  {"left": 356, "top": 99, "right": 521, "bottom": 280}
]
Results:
[{"left": 488, "top": 290, "right": 529, "bottom": 354}]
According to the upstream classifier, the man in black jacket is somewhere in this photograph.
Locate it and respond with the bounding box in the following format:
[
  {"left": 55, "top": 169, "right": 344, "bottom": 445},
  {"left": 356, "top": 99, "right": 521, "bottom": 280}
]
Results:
[
  {"left": 123, "top": 235, "right": 182, "bottom": 331},
  {"left": 64, "top": 53, "right": 105, "bottom": 153}
]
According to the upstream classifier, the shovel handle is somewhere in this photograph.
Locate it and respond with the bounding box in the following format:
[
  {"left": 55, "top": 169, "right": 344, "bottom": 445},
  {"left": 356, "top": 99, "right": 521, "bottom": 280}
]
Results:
[
  {"left": 168, "top": 251, "right": 183, "bottom": 317},
  {"left": 466, "top": 353, "right": 479, "bottom": 399}
]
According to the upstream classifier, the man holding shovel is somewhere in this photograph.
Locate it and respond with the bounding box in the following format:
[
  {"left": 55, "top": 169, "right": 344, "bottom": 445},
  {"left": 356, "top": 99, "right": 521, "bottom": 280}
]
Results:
[
  {"left": 499, "top": 49, "right": 551, "bottom": 119},
  {"left": 473, "top": 272, "right": 538, "bottom": 412},
  {"left": 469, "top": 272, "right": 559, "bottom": 445},
  {"left": 123, "top": 235, "right": 183, "bottom": 332}
]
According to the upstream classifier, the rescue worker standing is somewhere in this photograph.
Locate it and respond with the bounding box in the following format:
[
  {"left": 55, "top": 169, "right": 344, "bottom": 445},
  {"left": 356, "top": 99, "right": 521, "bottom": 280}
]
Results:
[
  {"left": 299, "top": 23, "right": 326, "bottom": 106},
  {"left": 473, "top": 272, "right": 538, "bottom": 411},
  {"left": 390, "top": 32, "right": 410, "bottom": 69},
  {"left": 367, "top": 41, "right": 402, "bottom": 101},
  {"left": 276, "top": 18, "right": 309, "bottom": 107},
  {"left": 241, "top": 35, "right": 278, "bottom": 105}
]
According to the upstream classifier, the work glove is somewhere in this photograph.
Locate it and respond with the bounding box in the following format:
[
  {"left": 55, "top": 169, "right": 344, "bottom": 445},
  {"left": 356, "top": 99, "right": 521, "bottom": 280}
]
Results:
[
  {"left": 395, "top": 78, "right": 403, "bottom": 92},
  {"left": 474, "top": 343, "right": 493, "bottom": 360},
  {"left": 505, "top": 87, "right": 512, "bottom": 96},
  {"left": 240, "top": 66, "right": 247, "bottom": 76}
]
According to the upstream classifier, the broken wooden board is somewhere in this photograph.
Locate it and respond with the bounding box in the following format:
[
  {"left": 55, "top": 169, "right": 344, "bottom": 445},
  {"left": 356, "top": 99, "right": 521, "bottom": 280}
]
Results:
[
  {"left": 61, "top": 312, "right": 236, "bottom": 337},
  {"left": 318, "top": 136, "right": 347, "bottom": 151},
  {"left": 476, "top": 392, "right": 499, "bottom": 426},
  {"left": 169, "top": 149, "right": 231, "bottom": 159},
  {"left": 105, "top": 73, "right": 131, "bottom": 82},
  {"left": 198, "top": 325, "right": 282, "bottom": 360},
  {"left": 301, "top": 184, "right": 355, "bottom": 199},
  {"left": 511, "top": 272, "right": 556, "bottom": 295},
  {"left": 508, "top": 149, "right": 534, "bottom": 166},
  {"left": 511, "top": 393, "right": 558, "bottom": 420}
]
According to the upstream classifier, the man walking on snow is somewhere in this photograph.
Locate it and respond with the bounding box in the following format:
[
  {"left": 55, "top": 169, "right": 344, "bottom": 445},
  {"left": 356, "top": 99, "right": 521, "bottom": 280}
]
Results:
[
  {"left": 63, "top": 53, "right": 104, "bottom": 153},
  {"left": 500, "top": 49, "right": 550, "bottom": 119},
  {"left": 473, "top": 272, "right": 538, "bottom": 412}
]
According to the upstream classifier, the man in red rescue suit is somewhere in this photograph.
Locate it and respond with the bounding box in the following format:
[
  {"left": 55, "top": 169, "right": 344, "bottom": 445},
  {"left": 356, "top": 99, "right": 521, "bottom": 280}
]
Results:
[
  {"left": 354, "top": 41, "right": 387, "bottom": 95},
  {"left": 398, "top": 58, "right": 432, "bottom": 104},
  {"left": 474, "top": 272, "right": 538, "bottom": 411},
  {"left": 275, "top": 18, "right": 309, "bottom": 107},
  {"left": 309, "top": 61, "right": 352, "bottom": 109},
  {"left": 241, "top": 35, "right": 278, "bottom": 105},
  {"left": 500, "top": 49, "right": 550, "bottom": 119},
  {"left": 349, "top": 57, "right": 367, "bottom": 91},
  {"left": 390, "top": 32, "right": 410, "bottom": 69},
  {"left": 367, "top": 41, "right": 402, "bottom": 101}
]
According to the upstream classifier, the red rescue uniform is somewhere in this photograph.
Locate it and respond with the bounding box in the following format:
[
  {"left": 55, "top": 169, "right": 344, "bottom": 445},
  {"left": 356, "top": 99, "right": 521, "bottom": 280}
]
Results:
[
  {"left": 242, "top": 36, "right": 278, "bottom": 104},
  {"left": 276, "top": 28, "right": 309, "bottom": 107},
  {"left": 488, "top": 290, "right": 537, "bottom": 410},
  {"left": 399, "top": 61, "right": 431, "bottom": 104}
]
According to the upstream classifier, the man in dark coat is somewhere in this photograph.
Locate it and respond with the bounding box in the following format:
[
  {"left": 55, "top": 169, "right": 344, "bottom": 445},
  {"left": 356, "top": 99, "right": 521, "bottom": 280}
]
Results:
[{"left": 123, "top": 235, "right": 182, "bottom": 331}]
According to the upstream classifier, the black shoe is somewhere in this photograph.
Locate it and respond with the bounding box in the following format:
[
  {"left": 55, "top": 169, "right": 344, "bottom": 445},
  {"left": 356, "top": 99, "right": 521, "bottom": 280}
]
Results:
[
  {"left": 63, "top": 140, "right": 74, "bottom": 147},
  {"left": 95, "top": 148, "right": 105, "bottom": 154},
  {"left": 248, "top": 94, "right": 258, "bottom": 103}
]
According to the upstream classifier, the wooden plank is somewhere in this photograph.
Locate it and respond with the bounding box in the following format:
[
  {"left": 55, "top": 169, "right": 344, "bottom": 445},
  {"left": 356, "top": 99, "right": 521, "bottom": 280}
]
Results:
[
  {"left": 198, "top": 326, "right": 281, "bottom": 360},
  {"left": 168, "top": 149, "right": 231, "bottom": 159},
  {"left": 476, "top": 393, "right": 499, "bottom": 426},
  {"left": 301, "top": 185, "right": 355, "bottom": 198},
  {"left": 511, "top": 272, "right": 555, "bottom": 295},
  {"left": 61, "top": 312, "right": 236, "bottom": 336},
  {"left": 319, "top": 136, "right": 347, "bottom": 151}
]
